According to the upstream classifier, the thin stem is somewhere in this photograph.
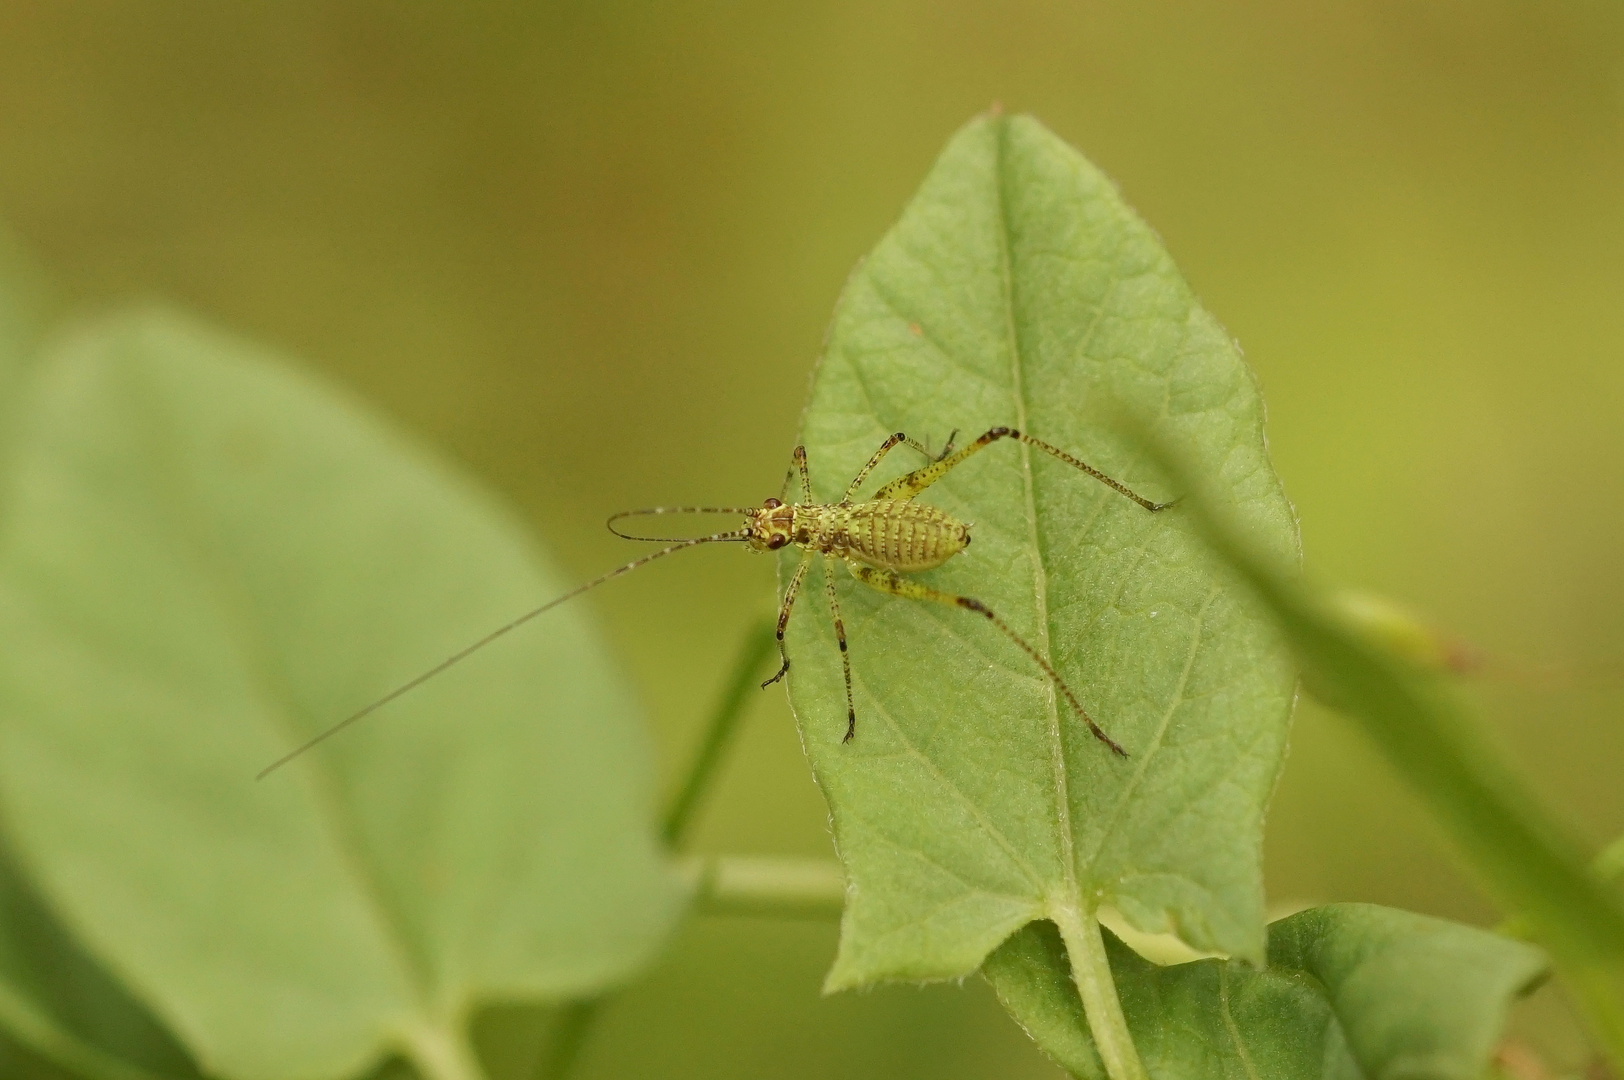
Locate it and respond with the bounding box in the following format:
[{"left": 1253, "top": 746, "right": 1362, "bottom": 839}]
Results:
[
  {"left": 662, "top": 617, "right": 778, "bottom": 846},
  {"left": 529, "top": 858, "right": 845, "bottom": 1080},
  {"left": 533, "top": 618, "right": 778, "bottom": 1080},
  {"left": 1052, "top": 906, "right": 1147, "bottom": 1080},
  {"left": 684, "top": 855, "right": 846, "bottom": 919},
  {"left": 402, "top": 1021, "right": 488, "bottom": 1080}
]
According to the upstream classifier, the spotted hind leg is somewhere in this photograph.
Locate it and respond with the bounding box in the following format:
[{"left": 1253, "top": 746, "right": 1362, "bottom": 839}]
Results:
[
  {"left": 823, "top": 555, "right": 858, "bottom": 742},
  {"left": 842, "top": 430, "right": 956, "bottom": 502},
  {"left": 870, "top": 426, "right": 1171, "bottom": 513},
  {"left": 846, "top": 561, "right": 1127, "bottom": 756}
]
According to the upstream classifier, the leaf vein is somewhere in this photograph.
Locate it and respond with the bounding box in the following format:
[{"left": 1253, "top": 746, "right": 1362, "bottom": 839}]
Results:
[{"left": 1080, "top": 583, "right": 1223, "bottom": 874}]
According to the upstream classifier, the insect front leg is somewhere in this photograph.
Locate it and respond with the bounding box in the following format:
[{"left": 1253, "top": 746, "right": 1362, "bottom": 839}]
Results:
[
  {"left": 846, "top": 561, "right": 1127, "bottom": 757},
  {"left": 870, "top": 426, "right": 1172, "bottom": 513},
  {"left": 762, "top": 553, "right": 811, "bottom": 689},
  {"left": 779, "top": 445, "right": 813, "bottom": 504},
  {"left": 824, "top": 554, "right": 858, "bottom": 742}
]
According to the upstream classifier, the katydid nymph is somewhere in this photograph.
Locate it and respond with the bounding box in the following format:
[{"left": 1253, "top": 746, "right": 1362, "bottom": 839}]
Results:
[{"left": 257, "top": 426, "right": 1171, "bottom": 779}]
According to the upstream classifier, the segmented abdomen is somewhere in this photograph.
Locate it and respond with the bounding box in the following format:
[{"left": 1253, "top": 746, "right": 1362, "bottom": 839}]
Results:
[{"left": 841, "top": 501, "right": 967, "bottom": 572}]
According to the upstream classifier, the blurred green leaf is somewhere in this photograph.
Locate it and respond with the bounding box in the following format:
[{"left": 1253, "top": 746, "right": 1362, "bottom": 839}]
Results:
[
  {"left": 0, "top": 235, "right": 198, "bottom": 1080},
  {"left": 0, "top": 310, "right": 684, "bottom": 1080},
  {"left": 0, "top": 837, "right": 204, "bottom": 1080},
  {"left": 1146, "top": 435, "right": 1624, "bottom": 1070},
  {"left": 0, "top": 226, "right": 54, "bottom": 459},
  {"left": 783, "top": 112, "right": 1298, "bottom": 998},
  {"left": 983, "top": 903, "right": 1548, "bottom": 1080},
  {"left": 0, "top": 1032, "right": 92, "bottom": 1080}
]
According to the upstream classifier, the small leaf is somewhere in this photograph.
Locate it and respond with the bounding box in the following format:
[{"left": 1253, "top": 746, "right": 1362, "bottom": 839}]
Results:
[
  {"left": 0, "top": 310, "right": 684, "bottom": 1080},
  {"left": 983, "top": 903, "right": 1548, "bottom": 1080},
  {"left": 1150, "top": 441, "right": 1624, "bottom": 1070},
  {"left": 782, "top": 112, "right": 1297, "bottom": 993}
]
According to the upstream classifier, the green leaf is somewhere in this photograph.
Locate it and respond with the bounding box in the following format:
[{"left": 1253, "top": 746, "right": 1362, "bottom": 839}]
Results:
[
  {"left": 782, "top": 110, "right": 1297, "bottom": 1004},
  {"left": 0, "top": 235, "right": 198, "bottom": 1080},
  {"left": 0, "top": 310, "right": 684, "bottom": 1080},
  {"left": 1145, "top": 443, "right": 1624, "bottom": 1070},
  {"left": 0, "top": 835, "right": 205, "bottom": 1080},
  {"left": 984, "top": 904, "right": 1548, "bottom": 1080}
]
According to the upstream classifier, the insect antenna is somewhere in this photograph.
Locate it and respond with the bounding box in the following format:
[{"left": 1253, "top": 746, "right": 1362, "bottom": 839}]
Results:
[
  {"left": 256, "top": 526, "right": 750, "bottom": 780},
  {"left": 607, "top": 506, "right": 758, "bottom": 542}
]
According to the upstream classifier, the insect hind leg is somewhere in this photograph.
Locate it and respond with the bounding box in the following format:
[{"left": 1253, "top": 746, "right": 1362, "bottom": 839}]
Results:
[
  {"left": 846, "top": 561, "right": 1127, "bottom": 757},
  {"left": 823, "top": 555, "right": 858, "bottom": 742},
  {"left": 870, "top": 426, "right": 1171, "bottom": 513},
  {"left": 842, "top": 430, "right": 948, "bottom": 503}
]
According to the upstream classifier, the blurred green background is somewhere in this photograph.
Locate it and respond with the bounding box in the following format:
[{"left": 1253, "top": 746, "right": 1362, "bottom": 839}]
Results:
[{"left": 1, "top": 2, "right": 1620, "bottom": 1076}]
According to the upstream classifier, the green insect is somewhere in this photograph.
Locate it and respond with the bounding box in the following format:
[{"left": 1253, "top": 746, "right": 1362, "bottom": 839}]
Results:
[{"left": 258, "top": 426, "right": 1169, "bottom": 779}]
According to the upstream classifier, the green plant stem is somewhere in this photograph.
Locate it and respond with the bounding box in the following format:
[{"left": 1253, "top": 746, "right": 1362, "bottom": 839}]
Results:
[
  {"left": 1500, "top": 833, "right": 1624, "bottom": 942},
  {"left": 1272, "top": 591, "right": 1624, "bottom": 1064},
  {"left": 662, "top": 617, "right": 778, "bottom": 846},
  {"left": 1152, "top": 442, "right": 1624, "bottom": 1073},
  {"left": 403, "top": 1021, "right": 488, "bottom": 1080},
  {"left": 535, "top": 618, "right": 778, "bottom": 1080},
  {"left": 1053, "top": 905, "right": 1146, "bottom": 1080},
  {"left": 532, "top": 857, "right": 842, "bottom": 1079},
  {"left": 684, "top": 855, "right": 845, "bottom": 919}
]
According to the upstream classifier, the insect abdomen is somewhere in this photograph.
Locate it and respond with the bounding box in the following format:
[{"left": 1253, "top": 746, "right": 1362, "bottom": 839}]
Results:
[{"left": 843, "top": 500, "right": 967, "bottom": 572}]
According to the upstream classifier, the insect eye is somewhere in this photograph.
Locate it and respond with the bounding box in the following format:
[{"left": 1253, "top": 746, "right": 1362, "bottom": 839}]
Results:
[
  {"left": 766, "top": 534, "right": 788, "bottom": 550},
  {"left": 762, "top": 497, "right": 782, "bottom": 509}
]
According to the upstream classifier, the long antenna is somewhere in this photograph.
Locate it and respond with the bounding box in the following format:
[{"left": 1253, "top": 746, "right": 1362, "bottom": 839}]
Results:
[
  {"left": 256, "top": 528, "right": 749, "bottom": 780},
  {"left": 607, "top": 506, "right": 758, "bottom": 541}
]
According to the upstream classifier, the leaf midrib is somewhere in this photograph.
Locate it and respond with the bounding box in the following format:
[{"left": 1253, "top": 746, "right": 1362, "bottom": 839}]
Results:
[{"left": 992, "top": 119, "right": 1080, "bottom": 915}]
